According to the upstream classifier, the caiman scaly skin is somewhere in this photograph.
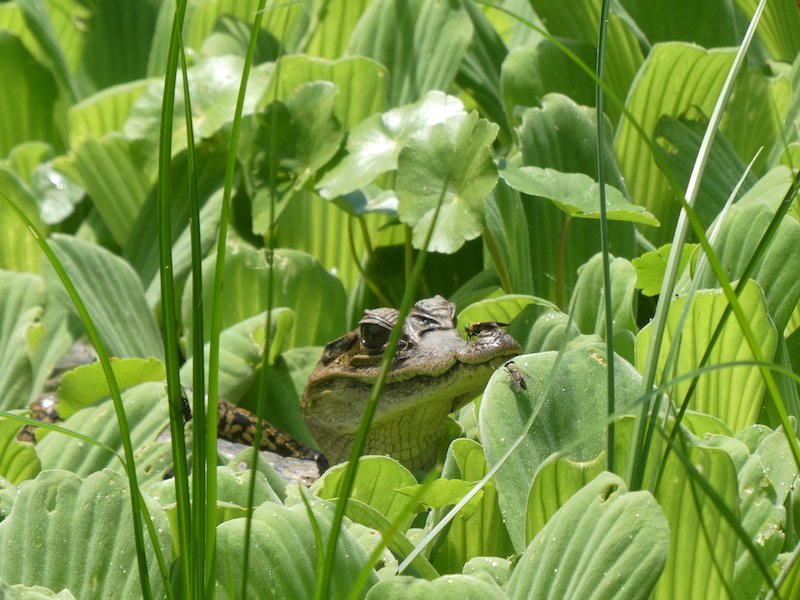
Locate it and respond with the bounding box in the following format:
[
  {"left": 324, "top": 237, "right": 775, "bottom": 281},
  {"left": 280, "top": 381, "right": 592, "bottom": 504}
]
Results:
[{"left": 301, "top": 296, "right": 520, "bottom": 470}]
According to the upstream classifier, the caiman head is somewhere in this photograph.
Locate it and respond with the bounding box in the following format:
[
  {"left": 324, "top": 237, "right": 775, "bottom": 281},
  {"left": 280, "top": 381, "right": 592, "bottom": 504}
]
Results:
[{"left": 301, "top": 295, "right": 520, "bottom": 470}]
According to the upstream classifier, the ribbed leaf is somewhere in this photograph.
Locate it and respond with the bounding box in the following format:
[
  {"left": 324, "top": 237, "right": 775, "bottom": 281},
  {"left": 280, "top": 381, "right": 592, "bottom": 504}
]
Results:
[
  {"left": 306, "top": 0, "right": 372, "bottom": 59},
  {"left": 263, "top": 54, "right": 388, "bottom": 129},
  {"left": 431, "top": 439, "right": 514, "bottom": 574},
  {"left": 36, "top": 382, "right": 169, "bottom": 477},
  {"left": 652, "top": 116, "right": 757, "bottom": 227},
  {"left": 724, "top": 68, "right": 792, "bottom": 174},
  {"left": 528, "top": 0, "right": 644, "bottom": 124},
  {"left": 571, "top": 253, "right": 638, "bottom": 361},
  {"left": 0, "top": 416, "right": 40, "bottom": 484},
  {"left": 0, "top": 32, "right": 60, "bottom": 157},
  {"left": 480, "top": 342, "right": 643, "bottom": 551},
  {"left": 618, "top": 0, "right": 740, "bottom": 47},
  {"left": 347, "top": 0, "right": 473, "bottom": 106},
  {"left": 652, "top": 440, "right": 740, "bottom": 600},
  {"left": 635, "top": 282, "right": 777, "bottom": 433},
  {"left": 507, "top": 472, "right": 668, "bottom": 600},
  {"left": 615, "top": 44, "right": 735, "bottom": 245},
  {"left": 525, "top": 452, "right": 605, "bottom": 543},
  {"left": 698, "top": 183, "right": 800, "bottom": 333},
  {"left": 216, "top": 501, "right": 378, "bottom": 598},
  {"left": 0, "top": 469, "right": 170, "bottom": 598},
  {"left": 0, "top": 271, "right": 43, "bottom": 411},
  {"left": 732, "top": 0, "right": 800, "bottom": 62},
  {"left": 54, "top": 133, "right": 150, "bottom": 247},
  {"left": 365, "top": 574, "right": 506, "bottom": 599},
  {"left": 68, "top": 80, "right": 149, "bottom": 147},
  {"left": 311, "top": 456, "right": 417, "bottom": 532},
  {"left": 182, "top": 243, "right": 346, "bottom": 352},
  {"left": 47, "top": 235, "right": 163, "bottom": 360},
  {"left": 73, "top": 0, "right": 158, "bottom": 94},
  {"left": 0, "top": 170, "right": 48, "bottom": 273}
]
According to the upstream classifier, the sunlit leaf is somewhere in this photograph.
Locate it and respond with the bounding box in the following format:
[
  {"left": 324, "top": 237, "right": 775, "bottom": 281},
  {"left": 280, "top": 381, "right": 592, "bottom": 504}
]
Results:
[
  {"left": 396, "top": 111, "right": 499, "bottom": 253},
  {"left": 615, "top": 44, "right": 735, "bottom": 245},
  {"left": 499, "top": 163, "right": 659, "bottom": 226},
  {"left": 635, "top": 281, "right": 778, "bottom": 433},
  {"left": 317, "top": 90, "right": 465, "bottom": 200}
]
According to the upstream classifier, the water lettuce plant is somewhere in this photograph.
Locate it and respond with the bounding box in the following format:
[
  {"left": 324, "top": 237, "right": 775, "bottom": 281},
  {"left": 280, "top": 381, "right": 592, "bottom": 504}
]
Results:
[{"left": 1, "top": 0, "right": 799, "bottom": 598}]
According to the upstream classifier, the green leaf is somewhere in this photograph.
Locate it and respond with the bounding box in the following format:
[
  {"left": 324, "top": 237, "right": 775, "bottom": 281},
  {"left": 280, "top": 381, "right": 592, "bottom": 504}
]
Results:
[
  {"left": 698, "top": 189, "right": 800, "bottom": 333},
  {"left": 618, "top": 0, "right": 740, "bottom": 47},
  {"left": 0, "top": 416, "right": 40, "bottom": 484},
  {"left": 53, "top": 133, "right": 150, "bottom": 248},
  {"left": 0, "top": 469, "right": 170, "bottom": 598},
  {"left": 56, "top": 357, "right": 165, "bottom": 419},
  {"left": 499, "top": 163, "right": 659, "bottom": 226},
  {"left": 47, "top": 235, "right": 163, "bottom": 360},
  {"left": 651, "top": 438, "right": 740, "bottom": 600},
  {"left": 396, "top": 111, "right": 499, "bottom": 253},
  {"left": 514, "top": 94, "right": 636, "bottom": 300},
  {"left": 348, "top": 0, "right": 473, "bottom": 106},
  {"left": 36, "top": 382, "right": 169, "bottom": 477},
  {"left": 501, "top": 39, "right": 595, "bottom": 120},
  {"left": 182, "top": 243, "right": 347, "bottom": 352},
  {"left": 317, "top": 90, "right": 465, "bottom": 200},
  {"left": 305, "top": 0, "right": 373, "bottom": 59},
  {"left": 528, "top": 0, "right": 644, "bottom": 125},
  {"left": 216, "top": 500, "right": 378, "bottom": 598},
  {"left": 264, "top": 54, "right": 388, "bottom": 129},
  {"left": 311, "top": 455, "right": 417, "bottom": 532},
  {"left": 632, "top": 243, "right": 697, "bottom": 297},
  {"left": 571, "top": 253, "right": 638, "bottom": 361},
  {"left": 652, "top": 115, "right": 757, "bottom": 226},
  {"left": 525, "top": 452, "right": 606, "bottom": 544},
  {"left": 724, "top": 67, "right": 792, "bottom": 175},
  {"left": 0, "top": 32, "right": 60, "bottom": 156},
  {"left": 179, "top": 308, "right": 294, "bottom": 403},
  {"left": 0, "top": 169, "right": 49, "bottom": 273},
  {"left": 67, "top": 80, "right": 149, "bottom": 147},
  {"left": 124, "top": 55, "right": 270, "bottom": 168},
  {"left": 70, "top": 0, "right": 158, "bottom": 94},
  {"left": 615, "top": 44, "right": 736, "bottom": 245},
  {"left": 508, "top": 472, "right": 668, "bottom": 600},
  {"left": 432, "top": 438, "right": 514, "bottom": 575},
  {"left": 706, "top": 430, "right": 787, "bottom": 600},
  {"left": 251, "top": 81, "right": 344, "bottom": 234},
  {"left": 365, "top": 574, "right": 507, "bottom": 599},
  {"left": 734, "top": 0, "right": 800, "bottom": 62},
  {"left": 480, "top": 343, "right": 643, "bottom": 551},
  {"left": 635, "top": 282, "right": 778, "bottom": 433},
  {"left": 0, "top": 271, "right": 42, "bottom": 411}
]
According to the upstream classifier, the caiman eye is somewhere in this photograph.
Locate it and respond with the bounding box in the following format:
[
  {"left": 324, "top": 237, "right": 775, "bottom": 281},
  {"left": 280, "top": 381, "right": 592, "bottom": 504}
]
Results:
[{"left": 360, "top": 322, "right": 391, "bottom": 351}]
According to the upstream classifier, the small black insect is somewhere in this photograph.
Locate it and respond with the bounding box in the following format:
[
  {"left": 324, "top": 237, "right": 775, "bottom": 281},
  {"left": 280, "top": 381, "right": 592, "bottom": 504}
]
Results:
[
  {"left": 180, "top": 387, "right": 192, "bottom": 424},
  {"left": 504, "top": 360, "right": 527, "bottom": 392},
  {"left": 464, "top": 321, "right": 510, "bottom": 339}
]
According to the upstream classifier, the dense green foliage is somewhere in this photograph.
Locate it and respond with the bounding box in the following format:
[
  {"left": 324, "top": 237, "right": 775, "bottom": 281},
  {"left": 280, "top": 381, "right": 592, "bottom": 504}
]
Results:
[{"left": 1, "top": 0, "right": 800, "bottom": 598}]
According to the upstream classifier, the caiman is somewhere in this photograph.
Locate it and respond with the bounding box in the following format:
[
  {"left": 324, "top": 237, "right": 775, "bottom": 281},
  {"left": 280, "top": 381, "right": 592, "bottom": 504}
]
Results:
[{"left": 301, "top": 296, "right": 520, "bottom": 470}]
